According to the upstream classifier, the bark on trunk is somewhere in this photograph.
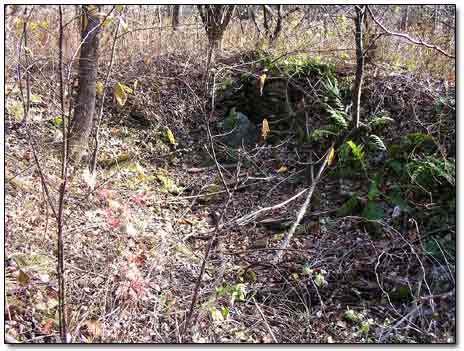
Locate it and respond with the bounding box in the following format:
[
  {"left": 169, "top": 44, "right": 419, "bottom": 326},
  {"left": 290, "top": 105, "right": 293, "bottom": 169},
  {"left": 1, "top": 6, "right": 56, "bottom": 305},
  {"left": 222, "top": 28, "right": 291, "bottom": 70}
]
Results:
[
  {"left": 69, "top": 5, "right": 101, "bottom": 163},
  {"left": 172, "top": 5, "right": 180, "bottom": 31},
  {"left": 197, "top": 5, "right": 235, "bottom": 58}
]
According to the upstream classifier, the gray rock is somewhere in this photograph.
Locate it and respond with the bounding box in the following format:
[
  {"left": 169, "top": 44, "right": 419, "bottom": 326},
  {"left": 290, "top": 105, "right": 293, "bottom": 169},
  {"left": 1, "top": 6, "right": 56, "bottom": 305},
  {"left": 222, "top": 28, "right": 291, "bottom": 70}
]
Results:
[{"left": 219, "top": 111, "right": 258, "bottom": 147}]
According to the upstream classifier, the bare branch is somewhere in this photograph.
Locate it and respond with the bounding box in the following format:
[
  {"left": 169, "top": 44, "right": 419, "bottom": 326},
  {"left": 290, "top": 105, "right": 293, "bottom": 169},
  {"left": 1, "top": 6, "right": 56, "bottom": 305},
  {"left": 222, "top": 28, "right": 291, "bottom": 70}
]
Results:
[{"left": 367, "top": 6, "right": 454, "bottom": 59}]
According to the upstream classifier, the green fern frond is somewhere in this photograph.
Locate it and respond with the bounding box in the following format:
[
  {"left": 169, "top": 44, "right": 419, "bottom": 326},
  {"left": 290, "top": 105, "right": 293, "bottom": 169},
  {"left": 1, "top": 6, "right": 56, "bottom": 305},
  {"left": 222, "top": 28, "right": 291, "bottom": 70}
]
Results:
[
  {"left": 327, "top": 108, "right": 348, "bottom": 130},
  {"left": 369, "top": 134, "right": 387, "bottom": 151},
  {"left": 347, "top": 140, "right": 365, "bottom": 161},
  {"left": 310, "top": 128, "right": 337, "bottom": 141},
  {"left": 368, "top": 112, "right": 394, "bottom": 129}
]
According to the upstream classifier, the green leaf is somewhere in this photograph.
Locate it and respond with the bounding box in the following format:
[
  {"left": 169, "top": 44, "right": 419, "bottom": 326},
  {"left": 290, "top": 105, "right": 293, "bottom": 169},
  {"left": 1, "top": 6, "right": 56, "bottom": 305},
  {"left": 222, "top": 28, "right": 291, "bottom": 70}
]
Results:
[
  {"left": 386, "top": 159, "right": 403, "bottom": 176},
  {"left": 221, "top": 306, "right": 230, "bottom": 320},
  {"left": 53, "top": 116, "right": 63, "bottom": 128},
  {"left": 216, "top": 286, "right": 227, "bottom": 297},
  {"left": 31, "top": 95, "right": 42, "bottom": 104},
  {"left": 337, "top": 196, "right": 362, "bottom": 217},
  {"left": 314, "top": 273, "right": 327, "bottom": 287},
  {"left": 360, "top": 321, "right": 370, "bottom": 334},
  {"left": 344, "top": 308, "right": 360, "bottom": 322},
  {"left": 369, "top": 114, "right": 394, "bottom": 129},
  {"left": 347, "top": 140, "right": 365, "bottom": 161},
  {"left": 327, "top": 108, "right": 348, "bottom": 130},
  {"left": 210, "top": 307, "right": 224, "bottom": 321},
  {"left": 367, "top": 179, "right": 381, "bottom": 201},
  {"left": 361, "top": 201, "right": 384, "bottom": 220},
  {"left": 310, "top": 128, "right": 336, "bottom": 142},
  {"left": 231, "top": 283, "right": 247, "bottom": 304},
  {"left": 387, "top": 185, "right": 409, "bottom": 210}
]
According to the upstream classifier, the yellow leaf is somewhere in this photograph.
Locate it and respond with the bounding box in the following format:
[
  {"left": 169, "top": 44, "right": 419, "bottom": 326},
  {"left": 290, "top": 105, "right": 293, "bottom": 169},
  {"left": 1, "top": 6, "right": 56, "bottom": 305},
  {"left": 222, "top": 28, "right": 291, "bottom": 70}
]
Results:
[
  {"left": 122, "top": 85, "right": 133, "bottom": 94},
  {"left": 114, "top": 82, "right": 127, "bottom": 106},
  {"left": 261, "top": 118, "right": 270, "bottom": 140},
  {"left": 96, "top": 81, "right": 104, "bottom": 96},
  {"left": 134, "top": 163, "right": 146, "bottom": 182},
  {"left": 328, "top": 147, "right": 335, "bottom": 166},
  {"left": 82, "top": 14, "right": 88, "bottom": 32},
  {"left": 29, "top": 22, "right": 38, "bottom": 32},
  {"left": 120, "top": 18, "right": 129, "bottom": 33},
  {"left": 277, "top": 165, "right": 288, "bottom": 173},
  {"left": 15, "top": 18, "right": 24, "bottom": 36},
  {"left": 87, "top": 5, "right": 99, "bottom": 16},
  {"left": 258, "top": 73, "right": 267, "bottom": 96},
  {"left": 101, "top": 17, "right": 113, "bottom": 28},
  {"left": 166, "top": 127, "right": 176, "bottom": 145}
]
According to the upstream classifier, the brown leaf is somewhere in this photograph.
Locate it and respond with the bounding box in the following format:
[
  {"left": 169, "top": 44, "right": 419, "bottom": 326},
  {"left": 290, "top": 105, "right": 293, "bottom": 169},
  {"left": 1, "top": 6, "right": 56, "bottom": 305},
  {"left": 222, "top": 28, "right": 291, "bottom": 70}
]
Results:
[
  {"left": 17, "top": 270, "right": 30, "bottom": 286},
  {"left": 83, "top": 319, "right": 102, "bottom": 338},
  {"left": 178, "top": 218, "right": 192, "bottom": 225}
]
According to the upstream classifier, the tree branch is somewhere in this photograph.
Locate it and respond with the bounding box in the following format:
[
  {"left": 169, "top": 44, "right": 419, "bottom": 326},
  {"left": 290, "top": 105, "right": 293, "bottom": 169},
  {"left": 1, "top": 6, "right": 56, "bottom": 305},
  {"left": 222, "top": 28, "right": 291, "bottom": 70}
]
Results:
[{"left": 366, "top": 6, "right": 454, "bottom": 59}]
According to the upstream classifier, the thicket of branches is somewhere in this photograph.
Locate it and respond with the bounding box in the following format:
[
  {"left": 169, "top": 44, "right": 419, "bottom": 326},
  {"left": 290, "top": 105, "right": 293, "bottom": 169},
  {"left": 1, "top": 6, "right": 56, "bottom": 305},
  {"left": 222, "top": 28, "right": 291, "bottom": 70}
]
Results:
[{"left": 5, "top": 5, "right": 455, "bottom": 344}]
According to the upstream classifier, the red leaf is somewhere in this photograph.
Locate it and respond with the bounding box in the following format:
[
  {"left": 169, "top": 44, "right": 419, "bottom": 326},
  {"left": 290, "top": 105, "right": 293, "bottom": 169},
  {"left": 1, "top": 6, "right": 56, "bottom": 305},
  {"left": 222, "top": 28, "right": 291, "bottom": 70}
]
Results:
[
  {"left": 41, "top": 319, "right": 55, "bottom": 334},
  {"left": 108, "top": 217, "right": 121, "bottom": 229}
]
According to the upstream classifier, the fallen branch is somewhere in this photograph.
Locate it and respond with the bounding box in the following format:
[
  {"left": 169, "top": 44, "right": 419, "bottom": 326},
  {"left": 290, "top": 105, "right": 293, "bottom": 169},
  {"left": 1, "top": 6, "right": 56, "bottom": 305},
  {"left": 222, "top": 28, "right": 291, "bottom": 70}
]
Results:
[
  {"left": 235, "top": 187, "right": 308, "bottom": 226},
  {"left": 273, "top": 144, "right": 333, "bottom": 263},
  {"left": 186, "top": 163, "right": 239, "bottom": 173}
]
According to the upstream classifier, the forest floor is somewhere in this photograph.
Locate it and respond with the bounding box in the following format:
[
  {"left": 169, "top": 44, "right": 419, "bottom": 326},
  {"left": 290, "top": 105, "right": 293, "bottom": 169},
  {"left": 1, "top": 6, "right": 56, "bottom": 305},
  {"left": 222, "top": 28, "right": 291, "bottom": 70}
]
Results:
[{"left": 5, "top": 51, "right": 455, "bottom": 343}]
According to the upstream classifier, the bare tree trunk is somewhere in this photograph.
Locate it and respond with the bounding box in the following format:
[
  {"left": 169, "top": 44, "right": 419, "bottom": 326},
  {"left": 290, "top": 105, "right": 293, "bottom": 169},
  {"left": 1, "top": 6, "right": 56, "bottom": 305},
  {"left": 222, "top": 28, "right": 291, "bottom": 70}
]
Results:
[
  {"left": 248, "top": 5, "right": 261, "bottom": 37},
  {"left": 351, "top": 5, "right": 366, "bottom": 129},
  {"left": 197, "top": 5, "right": 235, "bottom": 59},
  {"left": 432, "top": 5, "right": 440, "bottom": 34},
  {"left": 400, "top": 5, "right": 409, "bottom": 31},
  {"left": 69, "top": 5, "right": 101, "bottom": 164},
  {"left": 270, "top": 5, "right": 283, "bottom": 48},
  {"left": 172, "top": 5, "right": 181, "bottom": 31},
  {"left": 261, "top": 5, "right": 284, "bottom": 48}
]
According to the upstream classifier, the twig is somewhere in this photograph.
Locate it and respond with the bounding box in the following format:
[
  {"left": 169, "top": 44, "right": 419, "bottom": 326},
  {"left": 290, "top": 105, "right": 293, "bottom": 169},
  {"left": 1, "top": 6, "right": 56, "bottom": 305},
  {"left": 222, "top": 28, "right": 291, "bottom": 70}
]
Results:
[
  {"left": 16, "top": 6, "right": 34, "bottom": 126},
  {"left": 183, "top": 56, "right": 239, "bottom": 335},
  {"left": 252, "top": 297, "right": 278, "bottom": 343},
  {"left": 378, "top": 305, "right": 421, "bottom": 343},
  {"left": 367, "top": 6, "right": 454, "bottom": 59},
  {"left": 56, "top": 6, "right": 68, "bottom": 342}
]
